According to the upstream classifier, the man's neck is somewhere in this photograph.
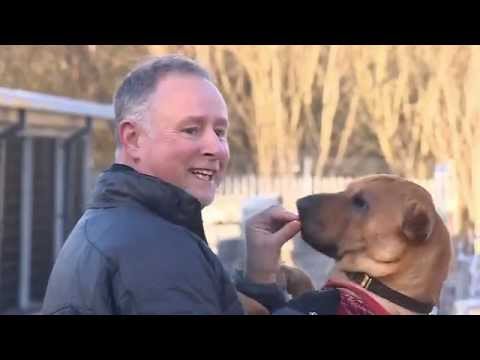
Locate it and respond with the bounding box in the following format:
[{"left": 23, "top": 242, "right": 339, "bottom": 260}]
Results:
[{"left": 114, "top": 154, "right": 136, "bottom": 169}]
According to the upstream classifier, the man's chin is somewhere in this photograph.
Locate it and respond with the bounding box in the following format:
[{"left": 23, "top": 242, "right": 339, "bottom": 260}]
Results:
[
  {"left": 188, "top": 190, "right": 215, "bottom": 208},
  {"left": 199, "top": 197, "right": 214, "bottom": 208},
  {"left": 186, "top": 182, "right": 219, "bottom": 208}
]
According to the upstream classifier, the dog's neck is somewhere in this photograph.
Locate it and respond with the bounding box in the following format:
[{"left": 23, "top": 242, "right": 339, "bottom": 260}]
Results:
[{"left": 329, "top": 270, "right": 421, "bottom": 315}]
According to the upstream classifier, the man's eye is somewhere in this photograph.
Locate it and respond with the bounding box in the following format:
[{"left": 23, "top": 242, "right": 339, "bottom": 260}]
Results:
[
  {"left": 183, "top": 127, "right": 199, "bottom": 135},
  {"left": 215, "top": 128, "right": 227, "bottom": 137}
]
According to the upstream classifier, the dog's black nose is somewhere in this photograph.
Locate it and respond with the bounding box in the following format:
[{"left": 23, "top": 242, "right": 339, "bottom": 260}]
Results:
[{"left": 296, "top": 195, "right": 318, "bottom": 213}]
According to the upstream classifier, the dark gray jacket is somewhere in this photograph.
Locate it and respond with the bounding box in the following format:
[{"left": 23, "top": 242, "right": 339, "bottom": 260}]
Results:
[{"left": 41, "top": 164, "right": 244, "bottom": 314}]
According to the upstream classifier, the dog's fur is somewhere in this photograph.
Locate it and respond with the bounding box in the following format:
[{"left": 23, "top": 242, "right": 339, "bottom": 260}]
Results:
[{"left": 295, "top": 174, "right": 453, "bottom": 314}]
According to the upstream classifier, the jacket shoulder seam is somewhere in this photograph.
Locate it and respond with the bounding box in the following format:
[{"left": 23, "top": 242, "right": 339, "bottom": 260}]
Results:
[{"left": 83, "top": 217, "right": 117, "bottom": 271}]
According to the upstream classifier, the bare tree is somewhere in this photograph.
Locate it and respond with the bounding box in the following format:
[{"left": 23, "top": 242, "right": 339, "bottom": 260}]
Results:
[
  {"left": 414, "top": 46, "right": 480, "bottom": 234},
  {"left": 217, "top": 45, "right": 321, "bottom": 176},
  {"left": 350, "top": 45, "right": 435, "bottom": 178},
  {"left": 216, "top": 46, "right": 358, "bottom": 178},
  {"left": 311, "top": 46, "right": 359, "bottom": 176}
]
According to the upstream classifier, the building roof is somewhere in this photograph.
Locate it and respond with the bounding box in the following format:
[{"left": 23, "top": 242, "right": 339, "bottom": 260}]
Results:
[{"left": 0, "top": 87, "right": 114, "bottom": 120}]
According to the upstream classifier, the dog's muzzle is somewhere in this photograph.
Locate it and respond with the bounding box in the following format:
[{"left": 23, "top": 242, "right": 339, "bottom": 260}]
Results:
[{"left": 296, "top": 195, "right": 339, "bottom": 259}]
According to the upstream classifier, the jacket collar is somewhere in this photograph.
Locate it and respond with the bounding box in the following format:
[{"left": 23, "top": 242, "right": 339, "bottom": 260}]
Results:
[{"left": 89, "top": 163, "right": 206, "bottom": 242}]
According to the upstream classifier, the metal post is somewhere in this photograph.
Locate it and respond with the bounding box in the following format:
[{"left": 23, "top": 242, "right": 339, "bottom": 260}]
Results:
[
  {"left": 53, "top": 139, "right": 65, "bottom": 258},
  {"left": 1, "top": 113, "right": 25, "bottom": 300},
  {"left": 82, "top": 117, "right": 92, "bottom": 209},
  {"left": 19, "top": 109, "right": 32, "bottom": 310},
  {"left": 0, "top": 139, "right": 6, "bottom": 287}
]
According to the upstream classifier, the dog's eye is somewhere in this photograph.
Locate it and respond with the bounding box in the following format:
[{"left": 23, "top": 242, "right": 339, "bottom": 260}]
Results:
[{"left": 352, "top": 194, "right": 369, "bottom": 210}]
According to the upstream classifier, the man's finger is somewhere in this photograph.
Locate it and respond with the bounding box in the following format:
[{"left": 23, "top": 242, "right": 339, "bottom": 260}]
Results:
[
  {"left": 274, "top": 220, "right": 301, "bottom": 246},
  {"left": 266, "top": 205, "right": 299, "bottom": 222}
]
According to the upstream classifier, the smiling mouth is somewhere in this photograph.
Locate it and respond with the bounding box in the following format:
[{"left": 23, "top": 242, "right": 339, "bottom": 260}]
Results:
[{"left": 190, "top": 168, "right": 215, "bottom": 182}]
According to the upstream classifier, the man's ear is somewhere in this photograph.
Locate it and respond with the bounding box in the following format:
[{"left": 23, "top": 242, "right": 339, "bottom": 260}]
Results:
[
  {"left": 118, "top": 120, "right": 142, "bottom": 158},
  {"left": 401, "top": 201, "right": 435, "bottom": 243}
]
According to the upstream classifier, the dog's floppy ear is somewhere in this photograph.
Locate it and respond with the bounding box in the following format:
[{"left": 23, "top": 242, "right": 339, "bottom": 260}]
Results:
[{"left": 401, "top": 201, "right": 435, "bottom": 243}]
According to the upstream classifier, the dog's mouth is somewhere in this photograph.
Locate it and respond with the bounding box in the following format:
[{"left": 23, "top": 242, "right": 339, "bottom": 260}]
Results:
[
  {"left": 314, "top": 244, "right": 339, "bottom": 259},
  {"left": 300, "top": 228, "right": 339, "bottom": 259},
  {"left": 336, "top": 245, "right": 367, "bottom": 261}
]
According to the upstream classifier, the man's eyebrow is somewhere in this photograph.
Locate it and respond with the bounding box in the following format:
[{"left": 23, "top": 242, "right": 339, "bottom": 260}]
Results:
[
  {"left": 214, "top": 117, "right": 229, "bottom": 127},
  {"left": 181, "top": 116, "right": 229, "bottom": 126}
]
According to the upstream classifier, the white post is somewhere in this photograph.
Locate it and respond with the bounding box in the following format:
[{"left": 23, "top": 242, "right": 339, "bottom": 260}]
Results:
[
  {"left": 19, "top": 136, "right": 33, "bottom": 310},
  {"left": 302, "top": 157, "right": 313, "bottom": 196},
  {"left": 54, "top": 139, "right": 65, "bottom": 258},
  {"left": 472, "top": 144, "right": 480, "bottom": 254}
]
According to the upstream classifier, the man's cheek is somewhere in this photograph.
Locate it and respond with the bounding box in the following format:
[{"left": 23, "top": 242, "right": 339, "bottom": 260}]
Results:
[{"left": 223, "top": 144, "right": 231, "bottom": 163}]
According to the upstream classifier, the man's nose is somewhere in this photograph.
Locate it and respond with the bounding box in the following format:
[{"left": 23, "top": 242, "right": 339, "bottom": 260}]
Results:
[{"left": 202, "top": 129, "right": 228, "bottom": 159}]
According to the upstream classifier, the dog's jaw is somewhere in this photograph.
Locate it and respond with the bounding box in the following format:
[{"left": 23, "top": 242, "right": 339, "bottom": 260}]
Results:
[{"left": 300, "top": 229, "right": 339, "bottom": 259}]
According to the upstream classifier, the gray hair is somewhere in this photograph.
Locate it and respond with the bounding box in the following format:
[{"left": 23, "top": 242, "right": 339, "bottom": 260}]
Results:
[{"left": 113, "top": 54, "right": 212, "bottom": 148}]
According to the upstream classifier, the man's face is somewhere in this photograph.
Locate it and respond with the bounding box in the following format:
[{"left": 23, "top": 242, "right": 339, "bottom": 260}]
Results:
[{"left": 135, "top": 74, "right": 230, "bottom": 207}]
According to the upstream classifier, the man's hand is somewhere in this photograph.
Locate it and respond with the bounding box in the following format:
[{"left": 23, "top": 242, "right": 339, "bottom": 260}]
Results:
[{"left": 245, "top": 205, "right": 301, "bottom": 284}]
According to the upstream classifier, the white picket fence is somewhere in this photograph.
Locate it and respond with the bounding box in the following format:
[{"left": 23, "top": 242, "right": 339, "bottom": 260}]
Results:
[
  {"left": 218, "top": 174, "right": 438, "bottom": 204},
  {"left": 219, "top": 175, "right": 351, "bottom": 197}
]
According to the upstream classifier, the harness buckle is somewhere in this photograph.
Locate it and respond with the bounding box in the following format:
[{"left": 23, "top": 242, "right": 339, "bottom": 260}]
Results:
[{"left": 360, "top": 274, "right": 373, "bottom": 289}]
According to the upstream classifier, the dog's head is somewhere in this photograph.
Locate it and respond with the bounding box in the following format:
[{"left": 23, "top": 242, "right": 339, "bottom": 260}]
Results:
[{"left": 296, "top": 174, "right": 452, "bottom": 304}]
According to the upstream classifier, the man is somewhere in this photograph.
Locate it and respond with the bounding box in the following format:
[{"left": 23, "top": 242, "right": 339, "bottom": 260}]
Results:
[{"left": 41, "top": 55, "right": 325, "bottom": 315}]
